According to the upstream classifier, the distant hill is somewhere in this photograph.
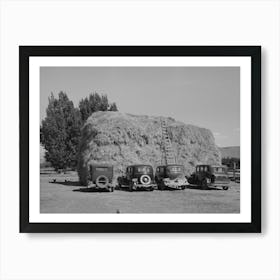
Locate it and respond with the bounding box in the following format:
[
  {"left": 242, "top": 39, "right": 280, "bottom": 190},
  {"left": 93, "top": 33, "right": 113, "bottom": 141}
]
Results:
[{"left": 219, "top": 146, "right": 240, "bottom": 159}]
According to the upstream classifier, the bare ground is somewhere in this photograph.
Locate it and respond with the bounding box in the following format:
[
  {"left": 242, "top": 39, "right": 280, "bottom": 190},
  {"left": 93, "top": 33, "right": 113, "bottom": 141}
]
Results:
[{"left": 40, "top": 171, "right": 240, "bottom": 213}]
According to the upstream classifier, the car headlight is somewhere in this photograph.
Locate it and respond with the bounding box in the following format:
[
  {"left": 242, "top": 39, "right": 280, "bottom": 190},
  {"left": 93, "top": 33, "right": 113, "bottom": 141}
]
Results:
[{"left": 132, "top": 178, "right": 138, "bottom": 182}]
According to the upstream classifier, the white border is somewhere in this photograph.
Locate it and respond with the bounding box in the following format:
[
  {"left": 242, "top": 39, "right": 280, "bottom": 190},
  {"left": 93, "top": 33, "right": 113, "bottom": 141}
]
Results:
[{"left": 30, "top": 56, "right": 251, "bottom": 223}]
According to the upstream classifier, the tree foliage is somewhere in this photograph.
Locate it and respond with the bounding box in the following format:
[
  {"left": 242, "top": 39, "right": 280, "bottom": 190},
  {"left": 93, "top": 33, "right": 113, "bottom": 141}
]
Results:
[
  {"left": 40, "top": 92, "right": 82, "bottom": 170},
  {"left": 79, "top": 92, "right": 118, "bottom": 122}
]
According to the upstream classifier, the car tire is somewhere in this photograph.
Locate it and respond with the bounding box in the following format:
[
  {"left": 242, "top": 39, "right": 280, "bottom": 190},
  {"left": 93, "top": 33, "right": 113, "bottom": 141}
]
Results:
[
  {"left": 201, "top": 179, "right": 208, "bottom": 190},
  {"left": 140, "top": 175, "right": 151, "bottom": 185},
  {"left": 223, "top": 186, "right": 229, "bottom": 190},
  {"left": 129, "top": 184, "right": 134, "bottom": 192},
  {"left": 96, "top": 175, "right": 109, "bottom": 188}
]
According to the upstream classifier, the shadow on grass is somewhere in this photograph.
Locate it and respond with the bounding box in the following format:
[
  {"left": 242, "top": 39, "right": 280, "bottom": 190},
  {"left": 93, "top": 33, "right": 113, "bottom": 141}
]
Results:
[
  {"left": 48, "top": 179, "right": 81, "bottom": 187},
  {"left": 40, "top": 172, "right": 58, "bottom": 175},
  {"left": 73, "top": 187, "right": 111, "bottom": 193},
  {"left": 186, "top": 185, "right": 222, "bottom": 191}
]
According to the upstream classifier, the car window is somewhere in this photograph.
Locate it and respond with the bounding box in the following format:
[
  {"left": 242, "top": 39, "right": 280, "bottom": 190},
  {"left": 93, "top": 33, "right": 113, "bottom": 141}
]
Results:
[
  {"left": 95, "top": 167, "right": 108, "bottom": 172},
  {"left": 198, "top": 166, "right": 208, "bottom": 172},
  {"left": 168, "top": 166, "right": 182, "bottom": 173},
  {"left": 214, "top": 167, "right": 224, "bottom": 173},
  {"left": 137, "top": 166, "right": 151, "bottom": 173}
]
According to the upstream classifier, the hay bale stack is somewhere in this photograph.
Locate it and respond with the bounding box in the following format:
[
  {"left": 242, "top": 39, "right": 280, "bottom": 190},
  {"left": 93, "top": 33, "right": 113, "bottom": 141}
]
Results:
[{"left": 77, "top": 111, "right": 221, "bottom": 185}]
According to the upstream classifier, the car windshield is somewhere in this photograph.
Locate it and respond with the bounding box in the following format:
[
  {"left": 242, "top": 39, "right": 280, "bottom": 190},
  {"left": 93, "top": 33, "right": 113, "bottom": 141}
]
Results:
[
  {"left": 95, "top": 167, "right": 109, "bottom": 171},
  {"left": 136, "top": 166, "right": 152, "bottom": 173},
  {"left": 167, "top": 166, "right": 183, "bottom": 173},
  {"left": 197, "top": 166, "right": 209, "bottom": 172}
]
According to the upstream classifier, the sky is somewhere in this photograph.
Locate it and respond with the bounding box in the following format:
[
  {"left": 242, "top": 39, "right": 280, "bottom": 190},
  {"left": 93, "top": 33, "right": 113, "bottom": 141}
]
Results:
[{"left": 40, "top": 67, "right": 240, "bottom": 147}]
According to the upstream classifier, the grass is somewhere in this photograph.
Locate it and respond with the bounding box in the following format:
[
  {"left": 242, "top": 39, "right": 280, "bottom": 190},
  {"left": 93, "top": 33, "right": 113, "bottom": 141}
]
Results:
[{"left": 40, "top": 171, "right": 240, "bottom": 214}]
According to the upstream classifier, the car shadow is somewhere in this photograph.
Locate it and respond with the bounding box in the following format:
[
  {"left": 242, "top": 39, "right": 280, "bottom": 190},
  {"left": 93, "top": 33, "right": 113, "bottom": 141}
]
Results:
[
  {"left": 49, "top": 180, "right": 81, "bottom": 187},
  {"left": 186, "top": 185, "right": 222, "bottom": 191},
  {"left": 73, "top": 187, "right": 111, "bottom": 193}
]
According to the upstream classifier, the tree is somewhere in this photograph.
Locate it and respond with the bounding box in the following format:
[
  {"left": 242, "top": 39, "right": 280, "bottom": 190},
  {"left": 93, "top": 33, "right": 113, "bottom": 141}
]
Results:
[
  {"left": 109, "top": 102, "right": 118, "bottom": 111},
  {"left": 40, "top": 92, "right": 82, "bottom": 170},
  {"left": 79, "top": 92, "right": 118, "bottom": 122}
]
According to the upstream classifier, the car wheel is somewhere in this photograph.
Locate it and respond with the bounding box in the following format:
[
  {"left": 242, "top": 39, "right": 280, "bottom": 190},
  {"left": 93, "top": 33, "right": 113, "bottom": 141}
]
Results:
[
  {"left": 96, "top": 175, "right": 109, "bottom": 188},
  {"left": 223, "top": 186, "right": 229, "bottom": 190},
  {"left": 140, "top": 175, "right": 151, "bottom": 185},
  {"left": 201, "top": 179, "right": 208, "bottom": 190},
  {"left": 129, "top": 184, "right": 134, "bottom": 192}
]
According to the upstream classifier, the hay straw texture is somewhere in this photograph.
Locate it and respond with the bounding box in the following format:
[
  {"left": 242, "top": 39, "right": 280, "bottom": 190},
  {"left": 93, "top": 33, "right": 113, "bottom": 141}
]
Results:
[{"left": 77, "top": 112, "right": 221, "bottom": 185}]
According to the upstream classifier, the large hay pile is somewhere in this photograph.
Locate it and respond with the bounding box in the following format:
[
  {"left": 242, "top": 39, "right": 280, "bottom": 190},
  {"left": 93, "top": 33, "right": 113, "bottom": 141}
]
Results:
[{"left": 77, "top": 111, "right": 221, "bottom": 185}]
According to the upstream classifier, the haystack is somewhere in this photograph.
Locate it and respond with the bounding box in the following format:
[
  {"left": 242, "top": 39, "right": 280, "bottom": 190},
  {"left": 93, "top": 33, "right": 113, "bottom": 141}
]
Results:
[{"left": 77, "top": 111, "right": 221, "bottom": 185}]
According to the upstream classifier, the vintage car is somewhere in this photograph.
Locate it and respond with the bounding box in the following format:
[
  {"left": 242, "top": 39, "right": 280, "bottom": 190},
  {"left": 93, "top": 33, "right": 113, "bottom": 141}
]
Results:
[
  {"left": 87, "top": 164, "right": 114, "bottom": 192},
  {"left": 187, "top": 164, "right": 230, "bottom": 190},
  {"left": 234, "top": 169, "right": 240, "bottom": 183},
  {"left": 117, "top": 164, "right": 156, "bottom": 191},
  {"left": 155, "top": 164, "right": 188, "bottom": 190},
  {"left": 228, "top": 168, "right": 240, "bottom": 183}
]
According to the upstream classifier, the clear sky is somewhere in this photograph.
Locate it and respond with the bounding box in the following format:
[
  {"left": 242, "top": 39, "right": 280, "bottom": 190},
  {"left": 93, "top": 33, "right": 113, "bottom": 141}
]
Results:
[{"left": 40, "top": 67, "right": 240, "bottom": 147}]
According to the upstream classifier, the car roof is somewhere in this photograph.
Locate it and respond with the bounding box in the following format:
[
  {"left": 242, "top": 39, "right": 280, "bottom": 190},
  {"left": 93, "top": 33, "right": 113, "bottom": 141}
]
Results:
[
  {"left": 128, "top": 164, "right": 153, "bottom": 168},
  {"left": 89, "top": 164, "right": 113, "bottom": 168},
  {"left": 157, "top": 164, "right": 184, "bottom": 168}
]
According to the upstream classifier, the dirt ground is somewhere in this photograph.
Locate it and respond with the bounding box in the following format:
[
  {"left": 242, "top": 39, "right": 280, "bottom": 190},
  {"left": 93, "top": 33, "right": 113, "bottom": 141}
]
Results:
[{"left": 40, "top": 171, "right": 240, "bottom": 213}]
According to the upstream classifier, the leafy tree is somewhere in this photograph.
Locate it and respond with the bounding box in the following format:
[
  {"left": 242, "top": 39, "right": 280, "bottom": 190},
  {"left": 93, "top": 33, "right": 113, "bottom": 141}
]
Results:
[
  {"left": 40, "top": 92, "right": 82, "bottom": 170},
  {"left": 109, "top": 102, "right": 118, "bottom": 111},
  {"left": 79, "top": 92, "right": 118, "bottom": 122}
]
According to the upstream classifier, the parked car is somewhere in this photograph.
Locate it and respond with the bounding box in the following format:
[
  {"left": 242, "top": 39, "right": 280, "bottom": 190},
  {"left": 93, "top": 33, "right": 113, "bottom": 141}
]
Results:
[
  {"left": 234, "top": 169, "right": 240, "bottom": 183},
  {"left": 155, "top": 164, "right": 188, "bottom": 190},
  {"left": 117, "top": 165, "right": 156, "bottom": 191},
  {"left": 228, "top": 168, "right": 240, "bottom": 182},
  {"left": 187, "top": 164, "right": 230, "bottom": 190},
  {"left": 87, "top": 164, "right": 114, "bottom": 192}
]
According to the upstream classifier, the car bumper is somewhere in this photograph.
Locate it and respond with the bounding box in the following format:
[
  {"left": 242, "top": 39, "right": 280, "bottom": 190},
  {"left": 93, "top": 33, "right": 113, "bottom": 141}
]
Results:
[
  {"left": 132, "top": 183, "right": 156, "bottom": 190},
  {"left": 162, "top": 179, "right": 189, "bottom": 189}
]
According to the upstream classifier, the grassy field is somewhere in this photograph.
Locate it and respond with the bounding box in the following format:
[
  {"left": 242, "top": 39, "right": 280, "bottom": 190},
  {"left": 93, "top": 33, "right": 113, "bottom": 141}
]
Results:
[{"left": 40, "top": 171, "right": 240, "bottom": 213}]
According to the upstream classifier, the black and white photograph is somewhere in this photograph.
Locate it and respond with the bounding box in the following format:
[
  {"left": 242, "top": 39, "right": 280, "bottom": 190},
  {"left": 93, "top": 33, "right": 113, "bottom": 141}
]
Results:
[
  {"left": 19, "top": 46, "right": 261, "bottom": 232},
  {"left": 40, "top": 66, "right": 241, "bottom": 214}
]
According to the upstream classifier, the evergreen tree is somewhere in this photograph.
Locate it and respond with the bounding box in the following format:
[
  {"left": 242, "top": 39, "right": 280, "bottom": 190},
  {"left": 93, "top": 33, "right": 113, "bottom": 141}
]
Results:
[
  {"left": 79, "top": 92, "right": 118, "bottom": 122},
  {"left": 40, "top": 92, "right": 82, "bottom": 170},
  {"left": 109, "top": 102, "right": 118, "bottom": 111}
]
